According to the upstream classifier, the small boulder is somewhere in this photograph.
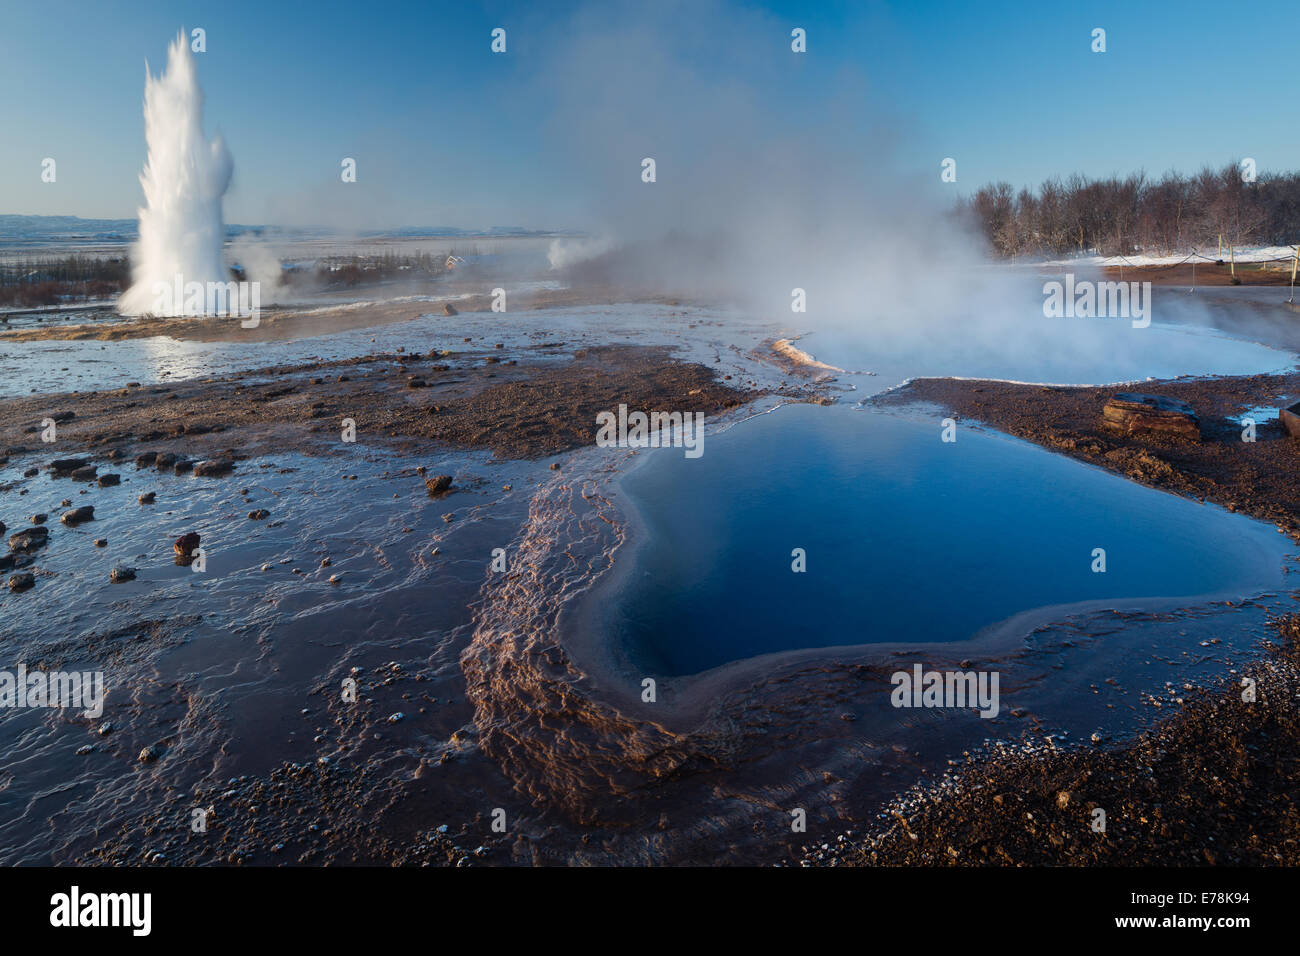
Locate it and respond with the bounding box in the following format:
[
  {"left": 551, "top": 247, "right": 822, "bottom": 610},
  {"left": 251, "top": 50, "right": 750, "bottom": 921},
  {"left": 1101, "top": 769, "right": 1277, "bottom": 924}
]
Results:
[
  {"left": 425, "top": 474, "right": 454, "bottom": 495},
  {"left": 1101, "top": 393, "right": 1200, "bottom": 441},
  {"left": 61, "top": 506, "right": 95, "bottom": 525},
  {"left": 110, "top": 566, "right": 136, "bottom": 583},
  {"left": 193, "top": 459, "right": 234, "bottom": 477},
  {"left": 174, "top": 532, "right": 201, "bottom": 558},
  {"left": 48, "top": 457, "right": 90, "bottom": 475},
  {"left": 8, "top": 526, "right": 50, "bottom": 552},
  {"left": 97, "top": 473, "right": 121, "bottom": 487},
  {"left": 70, "top": 465, "right": 98, "bottom": 482},
  {"left": 443, "top": 303, "right": 459, "bottom": 316},
  {"left": 7, "top": 572, "right": 35, "bottom": 592},
  {"left": 248, "top": 509, "right": 270, "bottom": 520}
]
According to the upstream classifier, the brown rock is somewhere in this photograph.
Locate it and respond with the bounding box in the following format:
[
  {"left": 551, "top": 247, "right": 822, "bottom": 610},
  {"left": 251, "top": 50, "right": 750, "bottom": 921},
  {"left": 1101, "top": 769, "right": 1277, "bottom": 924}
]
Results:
[
  {"left": 193, "top": 459, "right": 234, "bottom": 477},
  {"left": 424, "top": 474, "right": 454, "bottom": 495},
  {"left": 60, "top": 506, "right": 95, "bottom": 525},
  {"left": 8, "top": 572, "right": 35, "bottom": 592},
  {"left": 1101, "top": 393, "right": 1200, "bottom": 441}
]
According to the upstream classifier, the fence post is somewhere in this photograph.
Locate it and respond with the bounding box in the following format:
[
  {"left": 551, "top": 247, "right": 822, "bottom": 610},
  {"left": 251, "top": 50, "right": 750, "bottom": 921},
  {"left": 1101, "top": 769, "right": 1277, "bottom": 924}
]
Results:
[{"left": 1289, "top": 245, "right": 1299, "bottom": 304}]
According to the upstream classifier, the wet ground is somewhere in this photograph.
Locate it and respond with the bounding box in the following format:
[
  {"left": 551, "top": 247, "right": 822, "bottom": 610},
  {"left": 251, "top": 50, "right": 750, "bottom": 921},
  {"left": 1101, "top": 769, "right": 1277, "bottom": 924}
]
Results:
[{"left": 3, "top": 279, "right": 1300, "bottom": 866}]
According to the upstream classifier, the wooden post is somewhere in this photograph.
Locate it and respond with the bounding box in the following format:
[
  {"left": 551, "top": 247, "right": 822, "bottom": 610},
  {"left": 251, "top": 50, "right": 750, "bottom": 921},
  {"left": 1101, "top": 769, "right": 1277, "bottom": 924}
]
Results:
[
  {"left": 1218, "top": 234, "right": 1223, "bottom": 259},
  {"left": 1230, "top": 244, "right": 1236, "bottom": 279},
  {"left": 1289, "top": 245, "right": 1299, "bottom": 304}
]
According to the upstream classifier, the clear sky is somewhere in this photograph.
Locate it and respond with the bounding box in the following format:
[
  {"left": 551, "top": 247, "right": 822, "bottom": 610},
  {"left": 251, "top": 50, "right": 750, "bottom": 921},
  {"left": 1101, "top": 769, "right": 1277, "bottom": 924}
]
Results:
[{"left": 0, "top": 0, "right": 1290, "bottom": 229}]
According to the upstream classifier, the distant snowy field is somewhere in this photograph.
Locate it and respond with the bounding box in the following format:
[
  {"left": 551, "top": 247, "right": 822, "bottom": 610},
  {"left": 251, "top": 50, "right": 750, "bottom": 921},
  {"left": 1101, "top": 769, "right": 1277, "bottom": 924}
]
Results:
[{"left": 1040, "top": 245, "right": 1298, "bottom": 268}]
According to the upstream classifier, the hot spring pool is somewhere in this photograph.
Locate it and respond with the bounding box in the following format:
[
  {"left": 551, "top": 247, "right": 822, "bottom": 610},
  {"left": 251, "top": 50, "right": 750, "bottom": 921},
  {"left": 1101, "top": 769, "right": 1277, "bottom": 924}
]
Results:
[{"left": 592, "top": 403, "right": 1296, "bottom": 676}]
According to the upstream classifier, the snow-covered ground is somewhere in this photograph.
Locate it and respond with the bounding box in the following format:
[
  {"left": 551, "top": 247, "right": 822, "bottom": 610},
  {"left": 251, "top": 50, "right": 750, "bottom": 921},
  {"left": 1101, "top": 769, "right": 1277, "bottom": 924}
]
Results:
[{"left": 1040, "top": 246, "right": 1299, "bottom": 268}]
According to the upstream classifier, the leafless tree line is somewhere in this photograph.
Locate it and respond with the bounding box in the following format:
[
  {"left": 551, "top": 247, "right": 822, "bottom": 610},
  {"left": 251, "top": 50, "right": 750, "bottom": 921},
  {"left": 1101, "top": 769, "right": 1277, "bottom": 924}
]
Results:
[{"left": 958, "top": 163, "right": 1300, "bottom": 259}]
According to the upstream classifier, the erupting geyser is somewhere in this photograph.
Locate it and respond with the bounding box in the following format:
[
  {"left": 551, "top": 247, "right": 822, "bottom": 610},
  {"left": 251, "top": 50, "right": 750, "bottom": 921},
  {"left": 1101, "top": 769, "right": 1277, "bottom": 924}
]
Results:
[{"left": 117, "top": 33, "right": 233, "bottom": 316}]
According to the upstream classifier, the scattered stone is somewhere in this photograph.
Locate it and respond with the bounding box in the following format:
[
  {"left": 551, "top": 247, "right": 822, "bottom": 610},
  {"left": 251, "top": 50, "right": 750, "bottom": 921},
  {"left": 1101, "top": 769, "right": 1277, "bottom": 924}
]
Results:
[
  {"left": 138, "top": 492, "right": 156, "bottom": 504},
  {"left": 173, "top": 460, "right": 193, "bottom": 475},
  {"left": 61, "top": 506, "right": 95, "bottom": 525},
  {"left": 193, "top": 459, "right": 234, "bottom": 477},
  {"left": 8, "top": 572, "right": 35, "bottom": 592},
  {"left": 76, "top": 745, "right": 95, "bottom": 756},
  {"left": 153, "top": 452, "right": 177, "bottom": 470},
  {"left": 443, "top": 303, "right": 458, "bottom": 316},
  {"left": 328, "top": 573, "right": 342, "bottom": 584},
  {"left": 9, "top": 527, "right": 50, "bottom": 553},
  {"left": 30, "top": 513, "right": 47, "bottom": 524},
  {"left": 71, "top": 465, "right": 98, "bottom": 482},
  {"left": 424, "top": 474, "right": 454, "bottom": 495},
  {"left": 174, "top": 532, "right": 201, "bottom": 558},
  {"left": 94, "top": 538, "right": 107, "bottom": 548},
  {"left": 97, "top": 473, "right": 121, "bottom": 487},
  {"left": 138, "top": 744, "right": 161, "bottom": 763},
  {"left": 135, "top": 452, "right": 157, "bottom": 468},
  {"left": 48, "top": 457, "right": 90, "bottom": 475},
  {"left": 110, "top": 566, "right": 136, "bottom": 583},
  {"left": 248, "top": 509, "right": 270, "bottom": 520}
]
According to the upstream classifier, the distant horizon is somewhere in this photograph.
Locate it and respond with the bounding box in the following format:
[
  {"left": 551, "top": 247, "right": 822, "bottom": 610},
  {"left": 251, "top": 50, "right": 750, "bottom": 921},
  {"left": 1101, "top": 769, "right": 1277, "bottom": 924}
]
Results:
[{"left": 0, "top": 213, "right": 583, "bottom": 239}]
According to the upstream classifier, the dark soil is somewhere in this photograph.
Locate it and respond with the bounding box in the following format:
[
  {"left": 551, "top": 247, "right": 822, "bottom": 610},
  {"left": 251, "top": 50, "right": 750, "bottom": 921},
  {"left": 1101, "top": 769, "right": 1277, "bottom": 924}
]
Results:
[
  {"left": 810, "top": 614, "right": 1300, "bottom": 866},
  {"left": 0, "top": 344, "right": 760, "bottom": 465}
]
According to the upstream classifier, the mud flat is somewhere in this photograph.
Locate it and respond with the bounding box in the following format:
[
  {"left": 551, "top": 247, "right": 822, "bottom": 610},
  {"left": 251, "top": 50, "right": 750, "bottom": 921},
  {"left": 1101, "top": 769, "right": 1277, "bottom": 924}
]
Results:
[
  {"left": 0, "top": 343, "right": 763, "bottom": 465},
  {"left": 805, "top": 614, "right": 1300, "bottom": 866}
]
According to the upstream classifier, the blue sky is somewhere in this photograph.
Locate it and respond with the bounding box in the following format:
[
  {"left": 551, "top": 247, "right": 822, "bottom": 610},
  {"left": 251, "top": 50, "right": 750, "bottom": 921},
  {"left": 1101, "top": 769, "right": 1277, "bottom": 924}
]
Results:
[{"left": 0, "top": 0, "right": 1289, "bottom": 229}]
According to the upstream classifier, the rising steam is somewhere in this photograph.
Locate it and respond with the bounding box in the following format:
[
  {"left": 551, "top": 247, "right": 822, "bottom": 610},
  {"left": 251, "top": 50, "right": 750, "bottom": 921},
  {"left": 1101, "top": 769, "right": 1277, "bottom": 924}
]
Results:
[{"left": 118, "top": 33, "right": 233, "bottom": 316}]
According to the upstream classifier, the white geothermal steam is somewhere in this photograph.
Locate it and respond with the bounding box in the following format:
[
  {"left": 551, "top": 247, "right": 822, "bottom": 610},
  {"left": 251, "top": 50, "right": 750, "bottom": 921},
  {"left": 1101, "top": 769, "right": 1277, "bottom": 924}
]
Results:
[{"left": 118, "top": 34, "right": 233, "bottom": 316}]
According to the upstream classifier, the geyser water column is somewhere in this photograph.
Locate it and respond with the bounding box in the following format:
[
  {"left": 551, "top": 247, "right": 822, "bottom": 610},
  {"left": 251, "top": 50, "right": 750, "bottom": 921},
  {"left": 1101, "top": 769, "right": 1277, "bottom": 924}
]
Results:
[{"left": 118, "top": 33, "right": 233, "bottom": 316}]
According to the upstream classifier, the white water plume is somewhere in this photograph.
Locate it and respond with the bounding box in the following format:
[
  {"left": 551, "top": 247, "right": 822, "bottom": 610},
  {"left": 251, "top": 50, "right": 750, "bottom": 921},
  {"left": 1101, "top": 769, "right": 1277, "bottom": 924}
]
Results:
[{"left": 118, "top": 33, "right": 233, "bottom": 316}]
